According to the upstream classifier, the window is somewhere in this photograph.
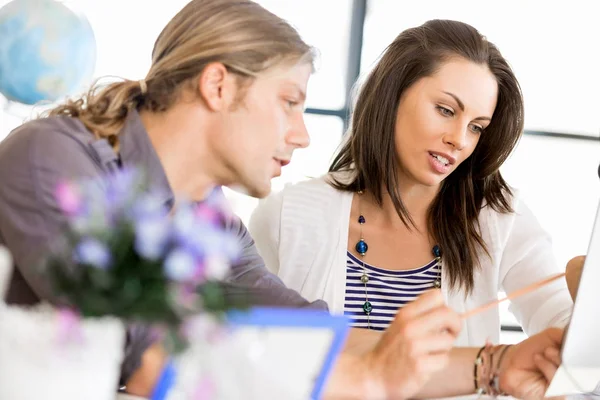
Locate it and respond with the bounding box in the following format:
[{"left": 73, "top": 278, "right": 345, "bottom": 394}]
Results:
[
  {"left": 0, "top": 103, "right": 24, "bottom": 139},
  {"left": 500, "top": 135, "right": 600, "bottom": 342},
  {"left": 256, "top": 0, "right": 352, "bottom": 110},
  {"left": 69, "top": 0, "right": 187, "bottom": 81},
  {"left": 361, "top": 0, "right": 600, "bottom": 137},
  {"left": 501, "top": 135, "right": 600, "bottom": 267}
]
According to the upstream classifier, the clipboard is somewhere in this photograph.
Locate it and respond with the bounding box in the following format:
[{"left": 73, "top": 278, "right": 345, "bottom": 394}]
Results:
[{"left": 226, "top": 307, "right": 350, "bottom": 400}]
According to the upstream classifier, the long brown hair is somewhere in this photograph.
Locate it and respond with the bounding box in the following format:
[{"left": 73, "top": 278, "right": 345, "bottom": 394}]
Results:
[
  {"left": 46, "top": 0, "right": 314, "bottom": 150},
  {"left": 330, "top": 19, "right": 524, "bottom": 293}
]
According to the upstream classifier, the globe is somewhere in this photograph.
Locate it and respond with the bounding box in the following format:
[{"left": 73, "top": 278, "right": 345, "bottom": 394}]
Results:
[{"left": 0, "top": 0, "right": 96, "bottom": 105}]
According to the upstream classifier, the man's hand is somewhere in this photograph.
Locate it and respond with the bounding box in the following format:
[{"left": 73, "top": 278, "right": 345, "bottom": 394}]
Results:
[
  {"left": 499, "top": 327, "right": 564, "bottom": 400},
  {"left": 363, "top": 289, "right": 462, "bottom": 399},
  {"left": 125, "top": 342, "right": 167, "bottom": 397}
]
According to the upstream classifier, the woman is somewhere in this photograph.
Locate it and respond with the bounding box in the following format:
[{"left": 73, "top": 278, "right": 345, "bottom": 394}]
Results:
[{"left": 250, "top": 19, "right": 573, "bottom": 345}]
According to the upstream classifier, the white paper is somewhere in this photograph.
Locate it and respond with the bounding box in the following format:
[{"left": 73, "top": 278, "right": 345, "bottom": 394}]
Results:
[{"left": 545, "top": 365, "right": 600, "bottom": 397}]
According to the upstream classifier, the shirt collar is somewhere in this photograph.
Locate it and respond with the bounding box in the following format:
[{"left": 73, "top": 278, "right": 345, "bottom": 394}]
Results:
[{"left": 118, "top": 110, "right": 175, "bottom": 209}]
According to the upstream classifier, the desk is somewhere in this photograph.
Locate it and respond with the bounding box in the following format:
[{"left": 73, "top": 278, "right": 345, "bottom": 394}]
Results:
[
  {"left": 115, "top": 393, "right": 505, "bottom": 399},
  {"left": 432, "top": 396, "right": 598, "bottom": 400},
  {"left": 432, "top": 397, "right": 512, "bottom": 400},
  {"left": 115, "top": 395, "right": 514, "bottom": 400},
  {"left": 115, "top": 396, "right": 501, "bottom": 400},
  {"left": 116, "top": 394, "right": 600, "bottom": 400},
  {"left": 116, "top": 395, "right": 146, "bottom": 400}
]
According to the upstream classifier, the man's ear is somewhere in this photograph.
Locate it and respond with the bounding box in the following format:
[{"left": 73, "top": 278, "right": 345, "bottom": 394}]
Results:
[{"left": 195, "top": 62, "right": 237, "bottom": 111}]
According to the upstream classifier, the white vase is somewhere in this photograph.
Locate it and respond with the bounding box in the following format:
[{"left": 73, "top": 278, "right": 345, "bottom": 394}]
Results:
[{"left": 0, "top": 246, "right": 126, "bottom": 400}]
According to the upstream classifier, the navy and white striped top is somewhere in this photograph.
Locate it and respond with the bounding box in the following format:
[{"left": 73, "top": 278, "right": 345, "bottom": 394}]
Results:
[{"left": 344, "top": 251, "right": 441, "bottom": 331}]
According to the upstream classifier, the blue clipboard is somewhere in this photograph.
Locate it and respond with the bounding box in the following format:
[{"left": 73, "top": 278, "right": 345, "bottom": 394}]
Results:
[{"left": 226, "top": 307, "right": 350, "bottom": 400}]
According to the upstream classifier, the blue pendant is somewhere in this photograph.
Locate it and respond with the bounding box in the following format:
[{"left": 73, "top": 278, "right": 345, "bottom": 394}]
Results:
[
  {"left": 358, "top": 215, "right": 365, "bottom": 224},
  {"left": 432, "top": 244, "right": 441, "bottom": 258},
  {"left": 355, "top": 239, "right": 368, "bottom": 255},
  {"left": 363, "top": 301, "right": 373, "bottom": 314}
]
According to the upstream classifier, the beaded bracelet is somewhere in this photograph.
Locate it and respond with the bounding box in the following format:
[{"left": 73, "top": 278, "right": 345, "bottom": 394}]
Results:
[
  {"left": 491, "top": 344, "right": 512, "bottom": 395},
  {"left": 474, "top": 343, "right": 513, "bottom": 396},
  {"left": 477, "top": 343, "right": 494, "bottom": 395},
  {"left": 474, "top": 346, "right": 486, "bottom": 393}
]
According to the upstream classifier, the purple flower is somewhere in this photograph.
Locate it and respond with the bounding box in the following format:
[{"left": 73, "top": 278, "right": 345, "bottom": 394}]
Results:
[
  {"left": 193, "top": 204, "right": 222, "bottom": 227},
  {"left": 164, "top": 248, "right": 197, "bottom": 282},
  {"left": 191, "top": 260, "right": 206, "bottom": 282},
  {"left": 55, "top": 182, "right": 83, "bottom": 216},
  {"left": 176, "top": 225, "right": 240, "bottom": 264},
  {"left": 57, "top": 308, "right": 83, "bottom": 344},
  {"left": 204, "top": 254, "right": 230, "bottom": 280},
  {"left": 203, "top": 187, "right": 229, "bottom": 210},
  {"left": 172, "top": 204, "right": 196, "bottom": 239},
  {"left": 131, "top": 193, "right": 168, "bottom": 219},
  {"left": 177, "top": 284, "right": 200, "bottom": 308},
  {"left": 134, "top": 215, "right": 170, "bottom": 260},
  {"left": 205, "top": 229, "right": 241, "bottom": 260},
  {"left": 104, "top": 168, "right": 141, "bottom": 207},
  {"left": 195, "top": 189, "right": 234, "bottom": 225},
  {"left": 73, "top": 238, "right": 112, "bottom": 269},
  {"left": 70, "top": 214, "right": 92, "bottom": 234},
  {"left": 216, "top": 232, "right": 241, "bottom": 261}
]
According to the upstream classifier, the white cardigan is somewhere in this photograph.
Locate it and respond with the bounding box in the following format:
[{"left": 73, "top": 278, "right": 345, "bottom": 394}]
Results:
[{"left": 249, "top": 175, "right": 573, "bottom": 346}]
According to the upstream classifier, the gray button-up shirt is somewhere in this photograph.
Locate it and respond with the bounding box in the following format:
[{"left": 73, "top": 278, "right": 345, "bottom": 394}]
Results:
[{"left": 0, "top": 110, "right": 327, "bottom": 383}]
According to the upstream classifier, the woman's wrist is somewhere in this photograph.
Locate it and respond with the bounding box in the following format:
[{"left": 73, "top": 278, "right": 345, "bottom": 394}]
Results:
[
  {"left": 474, "top": 343, "right": 514, "bottom": 396},
  {"left": 322, "top": 351, "right": 387, "bottom": 400},
  {"left": 360, "top": 351, "right": 388, "bottom": 400},
  {"left": 496, "top": 344, "right": 517, "bottom": 395}
]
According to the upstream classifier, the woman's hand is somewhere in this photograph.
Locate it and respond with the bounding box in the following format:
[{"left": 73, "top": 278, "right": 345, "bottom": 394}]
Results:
[
  {"left": 499, "top": 327, "right": 564, "bottom": 400},
  {"left": 363, "top": 289, "right": 463, "bottom": 399},
  {"left": 566, "top": 255, "right": 586, "bottom": 300}
]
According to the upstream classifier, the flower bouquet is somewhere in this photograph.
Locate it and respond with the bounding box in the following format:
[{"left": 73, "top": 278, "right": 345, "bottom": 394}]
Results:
[{"left": 0, "top": 168, "right": 241, "bottom": 400}]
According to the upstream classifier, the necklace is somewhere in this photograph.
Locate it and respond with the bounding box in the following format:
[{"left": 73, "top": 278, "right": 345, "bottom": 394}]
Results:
[{"left": 355, "top": 191, "right": 442, "bottom": 329}]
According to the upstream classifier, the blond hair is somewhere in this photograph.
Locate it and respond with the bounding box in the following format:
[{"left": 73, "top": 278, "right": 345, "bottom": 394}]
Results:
[{"left": 48, "top": 0, "right": 315, "bottom": 149}]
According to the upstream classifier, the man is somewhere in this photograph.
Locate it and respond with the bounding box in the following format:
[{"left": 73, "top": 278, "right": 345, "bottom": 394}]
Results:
[{"left": 0, "top": 0, "right": 562, "bottom": 398}]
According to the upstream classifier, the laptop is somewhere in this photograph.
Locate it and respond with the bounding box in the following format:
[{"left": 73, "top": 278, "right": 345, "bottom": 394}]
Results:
[{"left": 546, "top": 198, "right": 600, "bottom": 396}]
